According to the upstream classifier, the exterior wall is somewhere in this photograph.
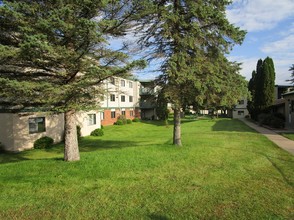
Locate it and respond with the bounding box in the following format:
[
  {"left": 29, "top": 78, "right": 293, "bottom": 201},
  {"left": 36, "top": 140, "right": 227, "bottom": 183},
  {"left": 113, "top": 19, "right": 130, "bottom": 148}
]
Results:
[
  {"left": 100, "top": 77, "right": 141, "bottom": 126},
  {"left": 231, "top": 98, "right": 249, "bottom": 119},
  {"left": 76, "top": 110, "right": 101, "bottom": 136},
  {"left": 284, "top": 93, "right": 294, "bottom": 129},
  {"left": 101, "top": 108, "right": 139, "bottom": 126},
  {"left": 0, "top": 112, "right": 64, "bottom": 152}
]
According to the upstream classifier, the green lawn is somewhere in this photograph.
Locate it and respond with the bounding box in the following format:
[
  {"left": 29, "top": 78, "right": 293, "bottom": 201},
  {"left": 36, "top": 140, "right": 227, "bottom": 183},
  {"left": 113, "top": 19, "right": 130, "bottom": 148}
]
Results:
[
  {"left": 0, "top": 118, "right": 293, "bottom": 219},
  {"left": 281, "top": 133, "right": 294, "bottom": 141}
]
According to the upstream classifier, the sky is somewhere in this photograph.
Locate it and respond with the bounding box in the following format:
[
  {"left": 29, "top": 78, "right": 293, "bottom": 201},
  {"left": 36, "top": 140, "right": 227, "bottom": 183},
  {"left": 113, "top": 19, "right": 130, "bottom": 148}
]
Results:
[
  {"left": 226, "top": 0, "right": 294, "bottom": 85},
  {"left": 129, "top": 0, "right": 294, "bottom": 85}
]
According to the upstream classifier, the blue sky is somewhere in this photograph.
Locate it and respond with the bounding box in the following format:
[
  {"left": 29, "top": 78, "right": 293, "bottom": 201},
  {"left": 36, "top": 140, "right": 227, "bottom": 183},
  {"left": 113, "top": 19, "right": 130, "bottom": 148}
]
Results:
[{"left": 226, "top": 0, "right": 294, "bottom": 85}]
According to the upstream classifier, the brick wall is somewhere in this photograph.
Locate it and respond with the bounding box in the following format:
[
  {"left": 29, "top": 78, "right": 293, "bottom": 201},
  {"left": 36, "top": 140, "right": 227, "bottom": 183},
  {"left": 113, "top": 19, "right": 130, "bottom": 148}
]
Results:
[{"left": 101, "top": 108, "right": 141, "bottom": 126}]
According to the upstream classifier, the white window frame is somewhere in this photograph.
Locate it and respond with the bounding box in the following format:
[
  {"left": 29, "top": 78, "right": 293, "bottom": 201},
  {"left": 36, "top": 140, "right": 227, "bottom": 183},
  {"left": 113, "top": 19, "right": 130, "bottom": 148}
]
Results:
[
  {"left": 29, "top": 117, "right": 46, "bottom": 134},
  {"left": 88, "top": 114, "right": 96, "bottom": 126}
]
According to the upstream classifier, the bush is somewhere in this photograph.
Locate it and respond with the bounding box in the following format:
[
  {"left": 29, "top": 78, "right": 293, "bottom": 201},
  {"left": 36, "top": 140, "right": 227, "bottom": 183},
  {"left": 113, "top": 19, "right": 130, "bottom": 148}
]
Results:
[
  {"left": 126, "top": 119, "right": 132, "bottom": 124},
  {"left": 114, "top": 119, "right": 124, "bottom": 125},
  {"left": 258, "top": 113, "right": 284, "bottom": 128},
  {"left": 132, "top": 118, "right": 140, "bottom": 122},
  {"left": 118, "top": 115, "right": 127, "bottom": 124},
  {"left": 90, "top": 128, "right": 104, "bottom": 136},
  {"left": 34, "top": 136, "right": 54, "bottom": 149}
]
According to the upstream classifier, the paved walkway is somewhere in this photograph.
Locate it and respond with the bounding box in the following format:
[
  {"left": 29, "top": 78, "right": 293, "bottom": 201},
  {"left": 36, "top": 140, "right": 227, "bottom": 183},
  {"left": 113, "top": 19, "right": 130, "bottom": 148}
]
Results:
[{"left": 239, "top": 118, "right": 294, "bottom": 155}]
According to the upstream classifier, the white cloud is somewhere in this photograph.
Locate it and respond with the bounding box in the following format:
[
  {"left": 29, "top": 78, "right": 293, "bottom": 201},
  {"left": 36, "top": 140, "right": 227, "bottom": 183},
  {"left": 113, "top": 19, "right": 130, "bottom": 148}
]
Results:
[{"left": 227, "top": 0, "right": 294, "bottom": 32}]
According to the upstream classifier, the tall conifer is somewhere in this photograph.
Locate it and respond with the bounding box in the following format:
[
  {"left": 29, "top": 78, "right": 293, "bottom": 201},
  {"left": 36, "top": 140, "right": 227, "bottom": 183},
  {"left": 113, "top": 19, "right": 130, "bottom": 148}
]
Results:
[
  {"left": 134, "top": 0, "right": 246, "bottom": 146},
  {"left": 0, "top": 0, "right": 144, "bottom": 160}
]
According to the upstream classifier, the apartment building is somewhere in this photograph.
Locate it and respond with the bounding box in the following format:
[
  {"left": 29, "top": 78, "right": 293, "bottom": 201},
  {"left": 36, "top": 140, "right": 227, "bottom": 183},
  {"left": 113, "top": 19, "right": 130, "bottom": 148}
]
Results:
[
  {"left": 0, "top": 76, "right": 141, "bottom": 151},
  {"left": 100, "top": 77, "right": 141, "bottom": 126}
]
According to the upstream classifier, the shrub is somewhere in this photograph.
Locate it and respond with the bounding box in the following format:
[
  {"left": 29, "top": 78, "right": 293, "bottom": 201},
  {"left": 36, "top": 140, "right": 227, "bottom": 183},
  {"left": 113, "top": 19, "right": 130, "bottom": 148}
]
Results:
[
  {"left": 90, "top": 128, "right": 104, "bottom": 136},
  {"left": 114, "top": 119, "right": 124, "bottom": 125},
  {"left": 126, "top": 119, "right": 132, "bottom": 124},
  {"left": 132, "top": 118, "right": 140, "bottom": 122},
  {"left": 258, "top": 113, "right": 284, "bottom": 128},
  {"left": 101, "top": 125, "right": 104, "bottom": 129},
  {"left": 118, "top": 115, "right": 127, "bottom": 124},
  {"left": 34, "top": 136, "right": 54, "bottom": 149}
]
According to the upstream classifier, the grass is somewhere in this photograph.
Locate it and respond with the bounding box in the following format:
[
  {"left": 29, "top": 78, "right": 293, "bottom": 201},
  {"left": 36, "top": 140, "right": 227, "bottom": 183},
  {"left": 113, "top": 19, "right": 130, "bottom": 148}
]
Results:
[
  {"left": 0, "top": 118, "right": 293, "bottom": 219},
  {"left": 281, "top": 133, "right": 294, "bottom": 141}
]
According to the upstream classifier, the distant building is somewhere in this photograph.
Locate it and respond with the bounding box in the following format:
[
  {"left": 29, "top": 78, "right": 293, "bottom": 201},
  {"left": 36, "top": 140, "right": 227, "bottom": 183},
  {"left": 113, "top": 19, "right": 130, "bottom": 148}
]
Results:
[
  {"left": 228, "top": 98, "right": 249, "bottom": 118},
  {"left": 139, "top": 80, "right": 158, "bottom": 120},
  {"left": 100, "top": 77, "right": 141, "bottom": 126}
]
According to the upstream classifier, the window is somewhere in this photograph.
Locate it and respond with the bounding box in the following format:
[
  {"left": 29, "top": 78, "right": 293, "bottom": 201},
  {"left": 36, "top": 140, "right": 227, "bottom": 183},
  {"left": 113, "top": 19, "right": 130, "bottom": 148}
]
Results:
[
  {"left": 129, "top": 82, "right": 133, "bottom": 88},
  {"left": 29, "top": 117, "right": 45, "bottom": 134},
  {"left": 121, "top": 80, "right": 125, "bottom": 87},
  {"left": 130, "top": 111, "right": 134, "bottom": 117},
  {"left": 110, "top": 94, "right": 115, "bottom": 102},
  {"left": 238, "top": 100, "right": 245, "bottom": 105},
  {"left": 88, "top": 114, "right": 96, "bottom": 125},
  {"left": 122, "top": 111, "right": 126, "bottom": 116},
  {"left": 110, "top": 77, "right": 115, "bottom": 84},
  {"left": 238, "top": 111, "right": 244, "bottom": 116},
  {"left": 129, "top": 96, "right": 133, "bottom": 102},
  {"left": 111, "top": 111, "right": 116, "bottom": 118},
  {"left": 121, "top": 95, "right": 125, "bottom": 102}
]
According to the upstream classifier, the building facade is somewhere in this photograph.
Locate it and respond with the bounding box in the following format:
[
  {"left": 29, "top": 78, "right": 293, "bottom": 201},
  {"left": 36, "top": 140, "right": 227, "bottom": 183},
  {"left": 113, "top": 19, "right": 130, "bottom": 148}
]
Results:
[{"left": 100, "top": 77, "right": 141, "bottom": 126}]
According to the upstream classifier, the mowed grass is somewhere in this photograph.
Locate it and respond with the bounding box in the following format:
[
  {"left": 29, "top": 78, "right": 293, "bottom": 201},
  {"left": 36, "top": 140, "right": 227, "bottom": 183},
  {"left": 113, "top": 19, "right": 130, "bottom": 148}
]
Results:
[
  {"left": 0, "top": 118, "right": 293, "bottom": 219},
  {"left": 281, "top": 133, "right": 294, "bottom": 141}
]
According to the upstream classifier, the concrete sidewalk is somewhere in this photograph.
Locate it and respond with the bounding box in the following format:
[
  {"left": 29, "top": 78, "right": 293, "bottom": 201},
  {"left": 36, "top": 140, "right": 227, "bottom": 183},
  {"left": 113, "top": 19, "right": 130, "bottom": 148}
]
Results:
[{"left": 239, "top": 118, "right": 294, "bottom": 155}]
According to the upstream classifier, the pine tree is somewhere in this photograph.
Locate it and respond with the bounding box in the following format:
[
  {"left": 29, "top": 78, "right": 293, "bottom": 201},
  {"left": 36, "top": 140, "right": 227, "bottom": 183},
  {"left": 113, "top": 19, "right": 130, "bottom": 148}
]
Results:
[
  {"left": 0, "top": 0, "right": 145, "bottom": 160},
  {"left": 134, "top": 0, "right": 246, "bottom": 146}
]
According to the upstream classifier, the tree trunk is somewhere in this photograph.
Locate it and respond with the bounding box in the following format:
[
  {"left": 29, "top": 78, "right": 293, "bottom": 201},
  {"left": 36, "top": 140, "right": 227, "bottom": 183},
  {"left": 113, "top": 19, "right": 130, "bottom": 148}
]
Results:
[
  {"left": 64, "top": 110, "right": 80, "bottom": 161},
  {"left": 173, "top": 107, "right": 182, "bottom": 146}
]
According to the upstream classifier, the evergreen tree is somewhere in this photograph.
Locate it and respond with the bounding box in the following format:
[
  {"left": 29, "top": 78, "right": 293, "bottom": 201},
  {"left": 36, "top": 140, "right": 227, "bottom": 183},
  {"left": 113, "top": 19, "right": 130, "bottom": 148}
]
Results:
[
  {"left": 0, "top": 0, "right": 144, "bottom": 161},
  {"left": 134, "top": 0, "right": 246, "bottom": 146},
  {"left": 247, "top": 57, "right": 276, "bottom": 120}
]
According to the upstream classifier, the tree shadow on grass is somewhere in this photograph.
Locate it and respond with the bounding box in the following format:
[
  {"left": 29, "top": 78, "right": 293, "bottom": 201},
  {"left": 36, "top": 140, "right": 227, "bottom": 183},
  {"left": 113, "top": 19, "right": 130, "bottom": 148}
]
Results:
[
  {"left": 0, "top": 139, "right": 156, "bottom": 164},
  {"left": 212, "top": 119, "right": 256, "bottom": 132}
]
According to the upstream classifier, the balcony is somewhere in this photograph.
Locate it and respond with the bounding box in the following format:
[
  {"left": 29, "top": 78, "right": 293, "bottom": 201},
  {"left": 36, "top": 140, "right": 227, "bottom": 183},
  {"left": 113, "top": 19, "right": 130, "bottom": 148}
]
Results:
[{"left": 140, "top": 88, "right": 155, "bottom": 95}]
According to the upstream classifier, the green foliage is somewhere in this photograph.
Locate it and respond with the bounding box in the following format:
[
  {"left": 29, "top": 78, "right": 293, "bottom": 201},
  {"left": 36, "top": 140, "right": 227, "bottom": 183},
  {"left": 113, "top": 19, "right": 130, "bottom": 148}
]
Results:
[
  {"left": 132, "top": 118, "right": 140, "bottom": 122},
  {"left": 114, "top": 119, "right": 124, "bottom": 125},
  {"left": 156, "top": 89, "right": 169, "bottom": 120},
  {"left": 248, "top": 57, "right": 276, "bottom": 120},
  {"left": 0, "top": 1, "right": 145, "bottom": 112},
  {"left": 286, "top": 64, "right": 294, "bottom": 84},
  {"left": 33, "top": 136, "right": 54, "bottom": 149},
  {"left": 126, "top": 119, "right": 132, "bottom": 124},
  {"left": 90, "top": 128, "right": 104, "bottom": 136},
  {"left": 118, "top": 115, "right": 127, "bottom": 124},
  {"left": 135, "top": 0, "right": 246, "bottom": 145},
  {"left": 258, "top": 113, "right": 284, "bottom": 128}
]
